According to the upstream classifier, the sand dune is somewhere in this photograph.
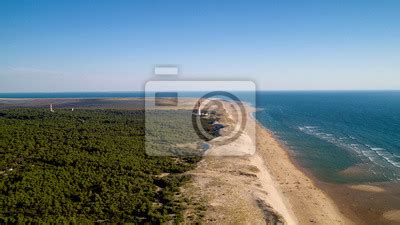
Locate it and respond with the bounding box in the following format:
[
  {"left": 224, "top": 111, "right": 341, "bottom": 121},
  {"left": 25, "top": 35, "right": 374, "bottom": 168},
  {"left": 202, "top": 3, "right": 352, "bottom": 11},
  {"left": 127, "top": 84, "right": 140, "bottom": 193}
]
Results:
[{"left": 184, "top": 103, "right": 352, "bottom": 224}]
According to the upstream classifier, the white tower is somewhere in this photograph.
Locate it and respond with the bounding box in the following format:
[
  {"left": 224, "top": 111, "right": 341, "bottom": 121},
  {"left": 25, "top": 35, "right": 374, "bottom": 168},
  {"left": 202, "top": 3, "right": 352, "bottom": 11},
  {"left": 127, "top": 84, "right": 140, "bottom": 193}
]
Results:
[
  {"left": 197, "top": 100, "right": 202, "bottom": 116},
  {"left": 50, "top": 104, "right": 54, "bottom": 112}
]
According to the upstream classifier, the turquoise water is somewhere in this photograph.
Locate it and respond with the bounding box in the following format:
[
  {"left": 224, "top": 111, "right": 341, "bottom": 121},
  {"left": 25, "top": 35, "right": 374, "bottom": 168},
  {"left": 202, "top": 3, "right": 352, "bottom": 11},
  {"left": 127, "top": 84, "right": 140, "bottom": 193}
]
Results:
[
  {"left": 255, "top": 91, "right": 400, "bottom": 184},
  {"left": 2, "top": 91, "right": 399, "bottom": 184}
]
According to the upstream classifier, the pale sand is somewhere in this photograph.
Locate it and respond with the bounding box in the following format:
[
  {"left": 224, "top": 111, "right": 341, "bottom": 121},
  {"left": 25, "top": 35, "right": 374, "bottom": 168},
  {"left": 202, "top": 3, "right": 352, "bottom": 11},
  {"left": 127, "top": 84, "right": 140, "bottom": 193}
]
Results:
[
  {"left": 349, "top": 184, "right": 386, "bottom": 193},
  {"left": 383, "top": 210, "right": 400, "bottom": 223},
  {"left": 256, "top": 124, "right": 353, "bottom": 225},
  {"left": 184, "top": 103, "right": 353, "bottom": 224}
]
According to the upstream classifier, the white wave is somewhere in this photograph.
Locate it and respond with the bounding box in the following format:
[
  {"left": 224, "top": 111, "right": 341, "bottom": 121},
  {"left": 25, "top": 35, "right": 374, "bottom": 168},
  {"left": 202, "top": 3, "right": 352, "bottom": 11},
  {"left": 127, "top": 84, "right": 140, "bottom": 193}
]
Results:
[
  {"left": 382, "top": 156, "right": 400, "bottom": 168},
  {"left": 361, "top": 150, "right": 375, "bottom": 157},
  {"left": 304, "top": 126, "right": 318, "bottom": 129},
  {"left": 366, "top": 156, "right": 385, "bottom": 167},
  {"left": 296, "top": 125, "right": 400, "bottom": 170},
  {"left": 370, "top": 147, "right": 385, "bottom": 151}
]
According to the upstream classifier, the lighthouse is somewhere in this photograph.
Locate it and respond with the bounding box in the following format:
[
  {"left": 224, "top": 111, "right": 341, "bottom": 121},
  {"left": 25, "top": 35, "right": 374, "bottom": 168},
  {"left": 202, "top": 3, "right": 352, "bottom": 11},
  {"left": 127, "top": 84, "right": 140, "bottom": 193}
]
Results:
[
  {"left": 50, "top": 104, "right": 55, "bottom": 112},
  {"left": 197, "top": 99, "right": 202, "bottom": 116}
]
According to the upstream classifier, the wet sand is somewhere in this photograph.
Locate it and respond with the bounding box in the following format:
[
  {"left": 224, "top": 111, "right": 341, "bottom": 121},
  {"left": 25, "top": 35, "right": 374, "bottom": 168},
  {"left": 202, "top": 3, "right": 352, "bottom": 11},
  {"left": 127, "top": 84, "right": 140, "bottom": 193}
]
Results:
[
  {"left": 319, "top": 181, "right": 400, "bottom": 225},
  {"left": 184, "top": 102, "right": 353, "bottom": 224},
  {"left": 186, "top": 101, "right": 400, "bottom": 224},
  {"left": 256, "top": 116, "right": 400, "bottom": 225},
  {"left": 3, "top": 98, "right": 399, "bottom": 224},
  {"left": 255, "top": 116, "right": 400, "bottom": 225},
  {"left": 255, "top": 122, "right": 353, "bottom": 224}
]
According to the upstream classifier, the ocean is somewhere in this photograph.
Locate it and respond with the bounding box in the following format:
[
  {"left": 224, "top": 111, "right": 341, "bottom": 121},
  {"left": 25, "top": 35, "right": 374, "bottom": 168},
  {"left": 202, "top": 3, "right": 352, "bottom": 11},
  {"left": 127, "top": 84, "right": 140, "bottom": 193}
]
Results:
[
  {"left": 1, "top": 91, "right": 399, "bottom": 184},
  {"left": 255, "top": 91, "right": 400, "bottom": 184}
]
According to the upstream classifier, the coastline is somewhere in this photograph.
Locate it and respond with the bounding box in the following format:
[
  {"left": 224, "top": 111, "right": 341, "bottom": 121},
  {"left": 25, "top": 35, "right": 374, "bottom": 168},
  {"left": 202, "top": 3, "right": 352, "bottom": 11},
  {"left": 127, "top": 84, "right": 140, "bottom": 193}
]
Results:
[
  {"left": 2, "top": 98, "right": 398, "bottom": 224},
  {"left": 183, "top": 103, "right": 294, "bottom": 224},
  {"left": 254, "top": 120, "right": 353, "bottom": 224},
  {"left": 252, "top": 110, "right": 356, "bottom": 224},
  {"left": 252, "top": 107, "right": 400, "bottom": 225},
  {"left": 184, "top": 102, "right": 353, "bottom": 224}
]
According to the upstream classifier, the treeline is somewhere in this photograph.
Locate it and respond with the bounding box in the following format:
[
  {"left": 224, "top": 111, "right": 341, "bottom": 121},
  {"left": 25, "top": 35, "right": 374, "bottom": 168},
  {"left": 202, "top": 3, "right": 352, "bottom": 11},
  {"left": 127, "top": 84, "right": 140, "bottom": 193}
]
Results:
[{"left": 0, "top": 109, "right": 200, "bottom": 224}]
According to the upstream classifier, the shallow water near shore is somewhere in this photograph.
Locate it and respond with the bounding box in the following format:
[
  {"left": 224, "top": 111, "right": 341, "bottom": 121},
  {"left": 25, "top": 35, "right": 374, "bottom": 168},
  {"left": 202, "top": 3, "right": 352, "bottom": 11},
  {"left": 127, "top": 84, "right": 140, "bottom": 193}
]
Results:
[
  {"left": 255, "top": 91, "right": 400, "bottom": 184},
  {"left": 254, "top": 91, "right": 400, "bottom": 224},
  {"left": 2, "top": 90, "right": 399, "bottom": 184},
  {"left": 2, "top": 91, "right": 400, "bottom": 223}
]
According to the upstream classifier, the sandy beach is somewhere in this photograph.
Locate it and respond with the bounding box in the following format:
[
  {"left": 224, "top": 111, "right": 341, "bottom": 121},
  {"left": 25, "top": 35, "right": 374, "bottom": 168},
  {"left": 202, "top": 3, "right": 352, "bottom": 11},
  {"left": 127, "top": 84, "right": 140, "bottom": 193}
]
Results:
[
  {"left": 254, "top": 122, "right": 353, "bottom": 225},
  {"left": 184, "top": 102, "right": 353, "bottom": 224},
  {"left": 2, "top": 98, "right": 397, "bottom": 224}
]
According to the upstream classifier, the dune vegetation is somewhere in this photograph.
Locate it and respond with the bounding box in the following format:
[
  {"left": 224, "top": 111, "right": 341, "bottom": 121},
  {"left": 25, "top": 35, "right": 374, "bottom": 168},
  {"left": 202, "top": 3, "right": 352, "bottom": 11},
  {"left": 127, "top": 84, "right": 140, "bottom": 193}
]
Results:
[{"left": 0, "top": 109, "right": 201, "bottom": 223}]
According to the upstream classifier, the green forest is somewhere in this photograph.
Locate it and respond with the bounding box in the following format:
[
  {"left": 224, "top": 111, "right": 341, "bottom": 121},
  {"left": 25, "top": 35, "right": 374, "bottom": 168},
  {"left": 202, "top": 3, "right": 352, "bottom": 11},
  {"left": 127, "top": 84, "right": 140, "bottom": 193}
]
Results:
[{"left": 0, "top": 108, "right": 201, "bottom": 224}]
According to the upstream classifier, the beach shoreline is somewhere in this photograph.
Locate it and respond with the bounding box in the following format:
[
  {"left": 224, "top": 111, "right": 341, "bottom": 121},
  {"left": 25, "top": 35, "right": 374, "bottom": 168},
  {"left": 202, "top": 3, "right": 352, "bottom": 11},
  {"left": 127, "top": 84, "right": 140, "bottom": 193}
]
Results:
[
  {"left": 184, "top": 102, "right": 353, "bottom": 224},
  {"left": 251, "top": 107, "right": 400, "bottom": 225},
  {"left": 253, "top": 117, "right": 354, "bottom": 224},
  {"left": 252, "top": 113, "right": 356, "bottom": 224},
  {"left": 2, "top": 98, "right": 398, "bottom": 224}
]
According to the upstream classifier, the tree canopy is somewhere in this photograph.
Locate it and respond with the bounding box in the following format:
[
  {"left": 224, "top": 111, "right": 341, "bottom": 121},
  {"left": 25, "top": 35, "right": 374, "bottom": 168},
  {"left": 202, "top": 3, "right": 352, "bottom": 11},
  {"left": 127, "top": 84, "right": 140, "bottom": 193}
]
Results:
[{"left": 0, "top": 109, "right": 200, "bottom": 224}]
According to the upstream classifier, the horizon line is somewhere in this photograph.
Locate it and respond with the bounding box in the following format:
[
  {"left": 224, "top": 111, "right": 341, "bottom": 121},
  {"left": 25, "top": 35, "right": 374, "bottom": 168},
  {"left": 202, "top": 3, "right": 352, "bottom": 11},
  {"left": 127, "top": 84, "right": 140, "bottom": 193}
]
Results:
[{"left": 1, "top": 89, "right": 400, "bottom": 94}]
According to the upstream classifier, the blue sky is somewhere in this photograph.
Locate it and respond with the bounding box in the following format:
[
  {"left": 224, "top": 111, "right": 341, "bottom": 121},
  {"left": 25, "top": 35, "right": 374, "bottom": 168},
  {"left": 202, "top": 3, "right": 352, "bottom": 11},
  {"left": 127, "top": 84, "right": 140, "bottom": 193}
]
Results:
[{"left": 1, "top": 0, "right": 399, "bottom": 92}]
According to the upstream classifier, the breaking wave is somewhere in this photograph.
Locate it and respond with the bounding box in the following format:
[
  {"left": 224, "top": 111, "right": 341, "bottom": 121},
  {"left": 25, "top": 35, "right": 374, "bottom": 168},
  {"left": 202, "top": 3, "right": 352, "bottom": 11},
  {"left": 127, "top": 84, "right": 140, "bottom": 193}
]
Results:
[{"left": 298, "top": 125, "right": 400, "bottom": 180}]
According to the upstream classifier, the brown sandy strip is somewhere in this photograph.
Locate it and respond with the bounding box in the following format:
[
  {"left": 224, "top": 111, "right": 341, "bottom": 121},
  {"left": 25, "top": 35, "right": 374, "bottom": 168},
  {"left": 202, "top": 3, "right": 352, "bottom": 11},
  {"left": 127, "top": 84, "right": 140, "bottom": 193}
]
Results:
[
  {"left": 183, "top": 102, "right": 353, "bottom": 224},
  {"left": 256, "top": 122, "right": 354, "bottom": 225}
]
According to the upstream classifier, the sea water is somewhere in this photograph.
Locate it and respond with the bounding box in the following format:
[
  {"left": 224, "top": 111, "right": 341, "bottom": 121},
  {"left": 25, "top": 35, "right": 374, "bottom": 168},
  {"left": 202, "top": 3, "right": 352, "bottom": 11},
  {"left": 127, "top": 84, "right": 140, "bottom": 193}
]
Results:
[
  {"left": 255, "top": 91, "right": 400, "bottom": 184},
  {"left": 2, "top": 91, "right": 399, "bottom": 184}
]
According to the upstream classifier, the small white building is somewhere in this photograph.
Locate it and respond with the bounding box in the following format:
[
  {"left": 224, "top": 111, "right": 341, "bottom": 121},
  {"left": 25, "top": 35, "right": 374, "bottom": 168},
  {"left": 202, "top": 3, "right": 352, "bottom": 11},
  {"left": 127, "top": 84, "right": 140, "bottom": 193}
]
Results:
[{"left": 50, "top": 104, "right": 55, "bottom": 112}]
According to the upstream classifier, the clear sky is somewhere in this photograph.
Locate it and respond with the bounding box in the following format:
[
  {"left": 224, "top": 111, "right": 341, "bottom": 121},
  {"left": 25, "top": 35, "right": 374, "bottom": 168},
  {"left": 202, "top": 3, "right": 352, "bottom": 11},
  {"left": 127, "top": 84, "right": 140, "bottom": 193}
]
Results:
[{"left": 1, "top": 0, "right": 399, "bottom": 92}]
